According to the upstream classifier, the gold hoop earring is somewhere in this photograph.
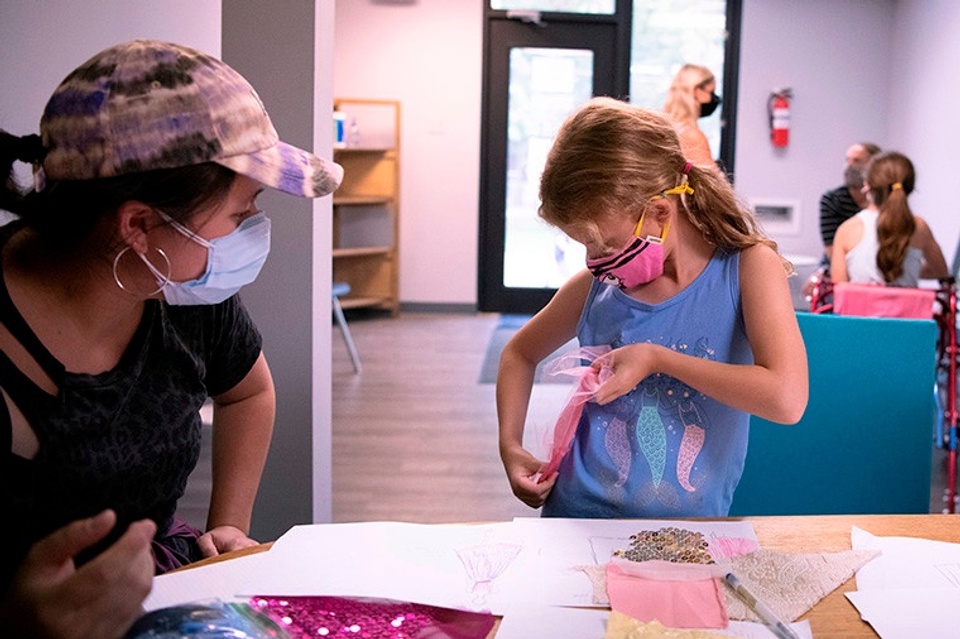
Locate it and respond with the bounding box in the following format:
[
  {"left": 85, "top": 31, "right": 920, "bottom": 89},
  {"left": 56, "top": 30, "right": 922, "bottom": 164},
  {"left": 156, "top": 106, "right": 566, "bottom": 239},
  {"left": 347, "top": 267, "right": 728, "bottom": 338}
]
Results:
[{"left": 113, "top": 245, "right": 171, "bottom": 297}]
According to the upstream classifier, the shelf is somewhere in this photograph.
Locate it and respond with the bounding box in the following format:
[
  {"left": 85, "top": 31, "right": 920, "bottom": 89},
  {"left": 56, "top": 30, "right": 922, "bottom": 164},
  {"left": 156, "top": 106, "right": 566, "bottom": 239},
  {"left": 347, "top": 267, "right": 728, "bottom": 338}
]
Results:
[
  {"left": 333, "top": 246, "right": 392, "bottom": 258},
  {"left": 332, "top": 98, "right": 400, "bottom": 315},
  {"left": 334, "top": 195, "right": 393, "bottom": 206}
]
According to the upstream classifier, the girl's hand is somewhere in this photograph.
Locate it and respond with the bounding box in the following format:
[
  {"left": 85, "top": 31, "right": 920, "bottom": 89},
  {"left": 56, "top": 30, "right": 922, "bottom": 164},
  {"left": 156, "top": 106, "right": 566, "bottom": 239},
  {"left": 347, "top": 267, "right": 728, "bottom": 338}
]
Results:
[
  {"left": 197, "top": 525, "right": 259, "bottom": 558},
  {"left": 500, "top": 445, "right": 557, "bottom": 508},
  {"left": 591, "top": 343, "right": 660, "bottom": 405}
]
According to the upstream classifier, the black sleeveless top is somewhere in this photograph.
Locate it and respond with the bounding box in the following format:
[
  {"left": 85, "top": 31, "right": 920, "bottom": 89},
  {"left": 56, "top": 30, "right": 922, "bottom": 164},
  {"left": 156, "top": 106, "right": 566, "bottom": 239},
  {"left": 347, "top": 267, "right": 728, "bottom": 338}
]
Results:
[{"left": 0, "top": 221, "right": 262, "bottom": 589}]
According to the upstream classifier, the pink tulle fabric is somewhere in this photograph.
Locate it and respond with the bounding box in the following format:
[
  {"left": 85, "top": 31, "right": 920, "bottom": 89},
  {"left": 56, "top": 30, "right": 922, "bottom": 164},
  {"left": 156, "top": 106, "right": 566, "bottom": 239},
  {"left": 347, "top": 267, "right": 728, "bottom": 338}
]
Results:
[{"left": 537, "top": 346, "right": 612, "bottom": 482}]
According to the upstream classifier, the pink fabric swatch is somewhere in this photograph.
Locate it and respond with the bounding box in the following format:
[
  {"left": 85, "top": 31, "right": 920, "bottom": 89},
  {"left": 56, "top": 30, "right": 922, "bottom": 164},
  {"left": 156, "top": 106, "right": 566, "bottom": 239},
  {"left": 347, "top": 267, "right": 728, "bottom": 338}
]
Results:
[{"left": 605, "top": 563, "right": 729, "bottom": 629}]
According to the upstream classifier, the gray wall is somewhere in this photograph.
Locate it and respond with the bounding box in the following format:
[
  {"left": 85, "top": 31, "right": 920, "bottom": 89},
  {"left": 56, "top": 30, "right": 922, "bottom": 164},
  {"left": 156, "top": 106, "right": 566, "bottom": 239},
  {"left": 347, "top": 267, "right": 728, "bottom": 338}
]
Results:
[{"left": 221, "top": 2, "right": 327, "bottom": 540}]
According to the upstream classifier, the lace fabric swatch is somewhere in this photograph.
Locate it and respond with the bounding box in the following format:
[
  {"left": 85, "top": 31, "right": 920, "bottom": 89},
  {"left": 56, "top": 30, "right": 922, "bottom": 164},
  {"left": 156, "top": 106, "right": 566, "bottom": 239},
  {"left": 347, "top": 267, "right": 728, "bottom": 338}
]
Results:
[{"left": 722, "top": 548, "right": 880, "bottom": 622}]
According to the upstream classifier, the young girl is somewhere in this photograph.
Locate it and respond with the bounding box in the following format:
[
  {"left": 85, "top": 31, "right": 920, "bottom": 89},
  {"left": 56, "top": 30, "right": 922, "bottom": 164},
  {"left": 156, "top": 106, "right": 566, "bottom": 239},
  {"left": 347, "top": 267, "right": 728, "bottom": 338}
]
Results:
[
  {"left": 497, "top": 97, "right": 807, "bottom": 518},
  {"left": 830, "top": 151, "right": 947, "bottom": 286}
]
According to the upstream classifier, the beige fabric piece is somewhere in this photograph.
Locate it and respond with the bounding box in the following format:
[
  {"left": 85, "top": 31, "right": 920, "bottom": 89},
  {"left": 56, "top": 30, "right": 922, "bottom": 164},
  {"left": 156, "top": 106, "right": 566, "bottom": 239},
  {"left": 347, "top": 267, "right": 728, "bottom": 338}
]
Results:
[{"left": 605, "top": 611, "right": 742, "bottom": 639}]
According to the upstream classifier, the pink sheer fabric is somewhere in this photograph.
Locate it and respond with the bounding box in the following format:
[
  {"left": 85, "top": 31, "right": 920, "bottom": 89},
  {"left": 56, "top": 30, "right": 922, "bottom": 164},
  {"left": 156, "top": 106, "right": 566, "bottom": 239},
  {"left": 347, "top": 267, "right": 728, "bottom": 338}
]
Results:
[{"left": 537, "top": 347, "right": 612, "bottom": 482}]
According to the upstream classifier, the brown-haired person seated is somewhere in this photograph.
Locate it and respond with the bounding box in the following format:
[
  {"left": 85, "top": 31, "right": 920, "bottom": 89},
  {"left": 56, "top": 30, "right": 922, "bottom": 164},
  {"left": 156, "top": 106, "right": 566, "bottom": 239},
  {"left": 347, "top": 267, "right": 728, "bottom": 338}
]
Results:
[{"left": 831, "top": 151, "right": 947, "bottom": 286}]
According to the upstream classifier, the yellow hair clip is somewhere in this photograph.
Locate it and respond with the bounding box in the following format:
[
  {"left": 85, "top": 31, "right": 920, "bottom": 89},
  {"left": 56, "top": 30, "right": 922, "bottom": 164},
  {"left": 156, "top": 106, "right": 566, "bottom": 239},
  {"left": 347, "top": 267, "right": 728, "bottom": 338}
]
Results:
[{"left": 662, "top": 183, "right": 695, "bottom": 197}]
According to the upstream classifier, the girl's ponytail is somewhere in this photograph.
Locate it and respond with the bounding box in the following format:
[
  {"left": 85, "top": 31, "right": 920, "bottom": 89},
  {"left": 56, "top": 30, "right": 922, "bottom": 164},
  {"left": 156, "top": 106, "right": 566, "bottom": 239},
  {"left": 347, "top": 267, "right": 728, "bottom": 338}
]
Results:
[{"left": 869, "top": 153, "right": 916, "bottom": 284}]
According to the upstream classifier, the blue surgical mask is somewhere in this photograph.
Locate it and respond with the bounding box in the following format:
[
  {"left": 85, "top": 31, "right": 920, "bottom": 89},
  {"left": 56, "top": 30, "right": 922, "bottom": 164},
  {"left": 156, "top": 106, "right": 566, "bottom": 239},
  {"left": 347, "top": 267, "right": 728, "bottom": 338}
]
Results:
[{"left": 144, "top": 210, "right": 271, "bottom": 305}]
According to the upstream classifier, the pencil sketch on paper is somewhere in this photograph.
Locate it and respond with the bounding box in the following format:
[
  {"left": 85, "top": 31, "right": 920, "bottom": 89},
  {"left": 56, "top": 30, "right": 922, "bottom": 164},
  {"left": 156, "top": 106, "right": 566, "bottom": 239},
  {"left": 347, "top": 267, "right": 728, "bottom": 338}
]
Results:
[
  {"left": 934, "top": 563, "right": 960, "bottom": 588},
  {"left": 456, "top": 540, "right": 523, "bottom": 608}
]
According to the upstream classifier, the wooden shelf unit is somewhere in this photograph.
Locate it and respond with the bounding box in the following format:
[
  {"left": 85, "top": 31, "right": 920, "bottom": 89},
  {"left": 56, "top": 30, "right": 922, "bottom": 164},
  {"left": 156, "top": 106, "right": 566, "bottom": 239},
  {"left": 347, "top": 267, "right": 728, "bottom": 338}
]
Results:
[{"left": 332, "top": 99, "right": 400, "bottom": 315}]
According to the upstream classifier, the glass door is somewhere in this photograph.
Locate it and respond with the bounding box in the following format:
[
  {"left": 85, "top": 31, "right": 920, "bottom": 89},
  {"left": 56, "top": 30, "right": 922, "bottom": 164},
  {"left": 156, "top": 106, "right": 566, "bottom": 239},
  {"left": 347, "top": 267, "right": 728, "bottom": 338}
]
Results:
[{"left": 479, "top": 16, "right": 622, "bottom": 313}]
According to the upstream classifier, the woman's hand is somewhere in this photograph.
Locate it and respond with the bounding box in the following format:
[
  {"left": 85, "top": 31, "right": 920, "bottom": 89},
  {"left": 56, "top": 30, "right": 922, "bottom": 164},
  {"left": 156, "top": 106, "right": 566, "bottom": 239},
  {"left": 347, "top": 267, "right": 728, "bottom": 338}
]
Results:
[
  {"left": 197, "top": 525, "right": 259, "bottom": 558},
  {"left": 500, "top": 444, "right": 557, "bottom": 508},
  {"left": 1, "top": 510, "right": 155, "bottom": 639}
]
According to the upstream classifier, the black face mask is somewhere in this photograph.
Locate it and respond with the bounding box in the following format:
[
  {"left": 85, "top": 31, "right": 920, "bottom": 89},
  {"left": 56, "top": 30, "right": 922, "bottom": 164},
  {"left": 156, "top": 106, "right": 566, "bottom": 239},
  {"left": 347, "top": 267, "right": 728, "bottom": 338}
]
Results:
[
  {"left": 699, "top": 92, "right": 721, "bottom": 118},
  {"left": 843, "top": 165, "right": 865, "bottom": 190}
]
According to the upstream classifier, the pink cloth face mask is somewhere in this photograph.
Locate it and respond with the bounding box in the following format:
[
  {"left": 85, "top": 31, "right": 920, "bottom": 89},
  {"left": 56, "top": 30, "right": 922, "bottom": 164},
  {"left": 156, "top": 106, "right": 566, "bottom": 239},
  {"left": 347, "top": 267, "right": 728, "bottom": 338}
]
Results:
[{"left": 585, "top": 214, "right": 668, "bottom": 289}]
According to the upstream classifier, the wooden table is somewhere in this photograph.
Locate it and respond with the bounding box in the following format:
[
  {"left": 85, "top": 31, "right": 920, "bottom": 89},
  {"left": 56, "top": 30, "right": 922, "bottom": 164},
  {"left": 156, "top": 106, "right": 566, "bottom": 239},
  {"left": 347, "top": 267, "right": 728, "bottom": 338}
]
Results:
[
  {"left": 186, "top": 514, "right": 960, "bottom": 638},
  {"left": 746, "top": 514, "right": 960, "bottom": 638}
]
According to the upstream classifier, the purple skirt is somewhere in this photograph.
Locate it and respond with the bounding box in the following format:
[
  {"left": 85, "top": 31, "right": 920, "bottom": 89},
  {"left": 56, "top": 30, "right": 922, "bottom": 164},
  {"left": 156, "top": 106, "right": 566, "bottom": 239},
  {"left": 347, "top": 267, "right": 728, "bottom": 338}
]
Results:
[{"left": 152, "top": 519, "right": 203, "bottom": 574}]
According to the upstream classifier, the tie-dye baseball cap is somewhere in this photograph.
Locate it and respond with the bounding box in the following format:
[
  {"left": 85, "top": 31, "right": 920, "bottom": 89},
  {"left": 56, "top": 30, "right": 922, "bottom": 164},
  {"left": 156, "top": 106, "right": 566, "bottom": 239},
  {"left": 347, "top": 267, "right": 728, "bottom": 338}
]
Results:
[{"left": 36, "top": 39, "right": 343, "bottom": 198}]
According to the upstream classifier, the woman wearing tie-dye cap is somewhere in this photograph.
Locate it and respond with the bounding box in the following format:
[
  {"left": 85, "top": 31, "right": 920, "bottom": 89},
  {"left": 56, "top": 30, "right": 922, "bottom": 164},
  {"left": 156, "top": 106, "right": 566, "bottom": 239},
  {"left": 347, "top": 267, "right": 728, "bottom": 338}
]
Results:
[{"left": 0, "top": 40, "right": 342, "bottom": 638}]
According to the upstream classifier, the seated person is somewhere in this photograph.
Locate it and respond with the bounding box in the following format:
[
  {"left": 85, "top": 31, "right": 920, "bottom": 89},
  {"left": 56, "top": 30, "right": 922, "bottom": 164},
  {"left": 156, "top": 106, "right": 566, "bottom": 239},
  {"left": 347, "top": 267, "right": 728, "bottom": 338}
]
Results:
[
  {"left": 831, "top": 151, "right": 947, "bottom": 287},
  {"left": 819, "top": 142, "right": 880, "bottom": 264}
]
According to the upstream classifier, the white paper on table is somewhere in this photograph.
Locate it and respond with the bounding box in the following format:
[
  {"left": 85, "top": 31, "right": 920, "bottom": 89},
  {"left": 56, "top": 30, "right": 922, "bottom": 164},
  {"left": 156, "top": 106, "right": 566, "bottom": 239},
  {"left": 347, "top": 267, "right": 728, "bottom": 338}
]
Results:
[
  {"left": 851, "top": 526, "right": 960, "bottom": 591},
  {"left": 239, "top": 521, "right": 531, "bottom": 616},
  {"left": 846, "top": 589, "right": 960, "bottom": 639},
  {"left": 510, "top": 517, "right": 758, "bottom": 608},
  {"left": 144, "top": 551, "right": 270, "bottom": 611}
]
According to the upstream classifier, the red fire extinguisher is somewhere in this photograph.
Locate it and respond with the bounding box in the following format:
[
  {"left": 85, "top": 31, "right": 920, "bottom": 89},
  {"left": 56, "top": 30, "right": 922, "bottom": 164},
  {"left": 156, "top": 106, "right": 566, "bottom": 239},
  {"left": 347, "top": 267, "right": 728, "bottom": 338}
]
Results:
[{"left": 768, "top": 89, "right": 792, "bottom": 148}]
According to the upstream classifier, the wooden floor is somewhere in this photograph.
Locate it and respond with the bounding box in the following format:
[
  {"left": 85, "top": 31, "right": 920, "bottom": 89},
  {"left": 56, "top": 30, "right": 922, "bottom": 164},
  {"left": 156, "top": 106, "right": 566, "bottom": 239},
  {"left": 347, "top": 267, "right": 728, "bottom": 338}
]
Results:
[{"left": 330, "top": 310, "right": 568, "bottom": 523}]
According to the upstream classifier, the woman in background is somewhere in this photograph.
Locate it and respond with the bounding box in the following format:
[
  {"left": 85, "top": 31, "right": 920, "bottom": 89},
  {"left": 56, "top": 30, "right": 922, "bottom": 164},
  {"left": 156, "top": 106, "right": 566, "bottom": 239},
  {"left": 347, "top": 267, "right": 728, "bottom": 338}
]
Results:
[
  {"left": 831, "top": 151, "right": 947, "bottom": 286},
  {"left": 663, "top": 64, "right": 722, "bottom": 171}
]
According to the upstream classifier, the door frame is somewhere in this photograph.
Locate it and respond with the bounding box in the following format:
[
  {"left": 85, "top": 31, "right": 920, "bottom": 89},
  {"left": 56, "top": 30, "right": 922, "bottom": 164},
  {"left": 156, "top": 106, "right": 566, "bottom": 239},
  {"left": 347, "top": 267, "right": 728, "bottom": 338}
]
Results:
[{"left": 478, "top": 5, "right": 631, "bottom": 314}]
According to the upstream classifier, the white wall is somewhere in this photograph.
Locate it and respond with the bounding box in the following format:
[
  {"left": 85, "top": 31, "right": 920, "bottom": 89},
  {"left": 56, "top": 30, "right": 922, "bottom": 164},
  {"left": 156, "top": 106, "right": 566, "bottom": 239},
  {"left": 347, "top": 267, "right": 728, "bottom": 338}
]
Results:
[
  {"left": 888, "top": 0, "right": 960, "bottom": 264},
  {"left": 335, "top": 0, "right": 959, "bottom": 304},
  {"left": 333, "top": 0, "right": 484, "bottom": 306},
  {"left": 734, "top": 0, "right": 896, "bottom": 259}
]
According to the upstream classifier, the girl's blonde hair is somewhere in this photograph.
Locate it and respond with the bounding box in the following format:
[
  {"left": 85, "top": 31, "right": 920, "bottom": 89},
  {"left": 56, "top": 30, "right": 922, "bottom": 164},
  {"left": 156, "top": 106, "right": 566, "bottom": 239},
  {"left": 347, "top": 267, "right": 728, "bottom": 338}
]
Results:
[
  {"left": 663, "top": 64, "right": 714, "bottom": 124},
  {"left": 539, "top": 97, "right": 789, "bottom": 272},
  {"left": 867, "top": 151, "right": 917, "bottom": 283}
]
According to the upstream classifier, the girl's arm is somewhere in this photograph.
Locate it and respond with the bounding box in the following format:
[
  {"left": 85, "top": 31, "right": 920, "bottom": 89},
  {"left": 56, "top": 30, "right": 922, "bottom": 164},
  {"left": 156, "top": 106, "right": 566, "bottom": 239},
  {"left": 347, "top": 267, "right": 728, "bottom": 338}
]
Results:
[
  {"left": 199, "top": 352, "right": 276, "bottom": 557},
  {"left": 496, "top": 269, "right": 593, "bottom": 507},
  {"left": 593, "top": 245, "right": 808, "bottom": 424},
  {"left": 913, "top": 217, "right": 949, "bottom": 279}
]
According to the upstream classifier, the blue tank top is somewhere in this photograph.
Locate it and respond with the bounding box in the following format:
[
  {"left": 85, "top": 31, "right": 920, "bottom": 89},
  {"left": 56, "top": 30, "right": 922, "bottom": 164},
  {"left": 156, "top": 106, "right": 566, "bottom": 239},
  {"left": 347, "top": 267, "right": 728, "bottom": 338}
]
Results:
[{"left": 542, "top": 250, "right": 753, "bottom": 518}]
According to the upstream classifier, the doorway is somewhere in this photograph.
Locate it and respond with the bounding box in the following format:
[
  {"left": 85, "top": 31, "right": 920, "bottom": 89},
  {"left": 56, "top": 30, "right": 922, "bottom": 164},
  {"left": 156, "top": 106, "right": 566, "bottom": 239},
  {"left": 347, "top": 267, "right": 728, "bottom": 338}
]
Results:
[{"left": 478, "top": 13, "right": 624, "bottom": 313}]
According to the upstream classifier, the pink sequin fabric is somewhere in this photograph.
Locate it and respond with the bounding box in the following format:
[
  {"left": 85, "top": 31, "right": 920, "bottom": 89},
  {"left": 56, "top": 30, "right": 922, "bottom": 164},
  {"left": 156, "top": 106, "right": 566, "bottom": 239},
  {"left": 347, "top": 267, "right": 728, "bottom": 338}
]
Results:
[{"left": 250, "top": 596, "right": 496, "bottom": 639}]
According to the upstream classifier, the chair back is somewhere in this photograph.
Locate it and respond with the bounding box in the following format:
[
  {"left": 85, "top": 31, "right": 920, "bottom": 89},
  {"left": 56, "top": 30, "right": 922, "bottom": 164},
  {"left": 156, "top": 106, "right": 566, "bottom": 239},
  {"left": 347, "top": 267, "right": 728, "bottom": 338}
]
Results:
[
  {"left": 832, "top": 282, "right": 936, "bottom": 319},
  {"left": 729, "top": 312, "right": 937, "bottom": 515}
]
